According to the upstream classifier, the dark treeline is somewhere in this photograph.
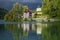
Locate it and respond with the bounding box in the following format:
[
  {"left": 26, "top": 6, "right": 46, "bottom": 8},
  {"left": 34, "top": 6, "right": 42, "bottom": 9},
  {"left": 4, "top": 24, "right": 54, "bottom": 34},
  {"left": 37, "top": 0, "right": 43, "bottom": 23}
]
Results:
[
  {"left": 0, "top": 8, "right": 8, "bottom": 19},
  {"left": 0, "top": 8, "right": 8, "bottom": 31}
]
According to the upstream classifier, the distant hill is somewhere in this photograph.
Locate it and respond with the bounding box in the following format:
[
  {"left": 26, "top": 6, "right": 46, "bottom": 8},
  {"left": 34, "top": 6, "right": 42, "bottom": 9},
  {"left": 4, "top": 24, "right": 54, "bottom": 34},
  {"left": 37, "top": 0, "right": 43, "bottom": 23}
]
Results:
[
  {"left": 0, "top": 1, "right": 42, "bottom": 11},
  {"left": 0, "top": 8, "right": 8, "bottom": 19}
]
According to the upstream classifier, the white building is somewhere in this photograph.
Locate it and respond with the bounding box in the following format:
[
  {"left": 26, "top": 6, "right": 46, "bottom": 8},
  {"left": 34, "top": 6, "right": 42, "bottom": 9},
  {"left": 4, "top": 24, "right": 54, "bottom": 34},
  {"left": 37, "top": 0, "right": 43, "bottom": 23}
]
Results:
[
  {"left": 36, "top": 8, "right": 42, "bottom": 14},
  {"left": 23, "top": 12, "right": 29, "bottom": 19}
]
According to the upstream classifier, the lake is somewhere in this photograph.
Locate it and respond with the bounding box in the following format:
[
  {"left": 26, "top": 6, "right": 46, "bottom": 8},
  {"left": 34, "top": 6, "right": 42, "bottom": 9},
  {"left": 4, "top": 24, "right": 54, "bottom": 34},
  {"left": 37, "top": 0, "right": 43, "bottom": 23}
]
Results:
[
  {"left": 0, "top": 20, "right": 60, "bottom": 40},
  {"left": 0, "top": 20, "right": 42, "bottom": 40}
]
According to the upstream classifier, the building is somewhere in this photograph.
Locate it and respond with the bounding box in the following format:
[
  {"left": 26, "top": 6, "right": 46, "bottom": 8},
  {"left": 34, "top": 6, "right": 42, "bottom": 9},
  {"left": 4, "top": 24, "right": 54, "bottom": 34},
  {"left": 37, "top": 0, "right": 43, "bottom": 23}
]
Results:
[
  {"left": 23, "top": 9, "right": 34, "bottom": 20},
  {"left": 36, "top": 8, "right": 42, "bottom": 14},
  {"left": 32, "top": 8, "right": 42, "bottom": 22}
]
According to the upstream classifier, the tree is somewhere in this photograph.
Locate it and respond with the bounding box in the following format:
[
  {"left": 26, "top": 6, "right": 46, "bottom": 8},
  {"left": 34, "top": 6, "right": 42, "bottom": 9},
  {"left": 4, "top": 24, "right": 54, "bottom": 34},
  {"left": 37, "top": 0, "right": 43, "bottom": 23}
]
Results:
[
  {"left": 4, "top": 2, "right": 23, "bottom": 22},
  {"left": 23, "top": 5, "right": 28, "bottom": 12},
  {"left": 42, "top": 0, "right": 60, "bottom": 18},
  {"left": 4, "top": 2, "right": 23, "bottom": 40},
  {"left": 42, "top": 0, "right": 60, "bottom": 40}
]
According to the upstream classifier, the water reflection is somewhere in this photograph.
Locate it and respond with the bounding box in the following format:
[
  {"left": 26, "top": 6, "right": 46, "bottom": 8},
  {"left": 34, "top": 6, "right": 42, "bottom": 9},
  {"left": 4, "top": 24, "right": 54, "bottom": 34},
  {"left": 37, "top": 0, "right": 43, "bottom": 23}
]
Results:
[
  {"left": 0, "top": 22, "right": 53, "bottom": 40},
  {"left": 0, "top": 24, "right": 13, "bottom": 40},
  {"left": 0, "top": 21, "right": 60, "bottom": 40},
  {"left": 42, "top": 21, "right": 60, "bottom": 40},
  {"left": 0, "top": 22, "right": 43, "bottom": 40}
]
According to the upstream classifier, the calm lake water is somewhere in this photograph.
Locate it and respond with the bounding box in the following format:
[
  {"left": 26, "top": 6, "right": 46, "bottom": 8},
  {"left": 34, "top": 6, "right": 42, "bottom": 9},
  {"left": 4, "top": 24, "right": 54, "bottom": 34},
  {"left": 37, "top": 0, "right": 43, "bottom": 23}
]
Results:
[
  {"left": 0, "top": 20, "right": 60, "bottom": 40},
  {"left": 0, "top": 20, "right": 42, "bottom": 40}
]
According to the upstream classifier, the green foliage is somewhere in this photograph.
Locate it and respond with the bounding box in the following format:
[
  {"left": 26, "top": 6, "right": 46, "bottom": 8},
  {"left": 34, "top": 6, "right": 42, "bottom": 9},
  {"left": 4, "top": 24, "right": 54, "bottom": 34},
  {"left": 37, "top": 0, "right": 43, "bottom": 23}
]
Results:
[
  {"left": 4, "top": 3, "right": 24, "bottom": 40},
  {"left": 42, "top": 0, "right": 60, "bottom": 40},
  {"left": 42, "top": 0, "right": 60, "bottom": 18},
  {"left": 4, "top": 2, "right": 23, "bottom": 22},
  {"left": 23, "top": 5, "right": 28, "bottom": 12}
]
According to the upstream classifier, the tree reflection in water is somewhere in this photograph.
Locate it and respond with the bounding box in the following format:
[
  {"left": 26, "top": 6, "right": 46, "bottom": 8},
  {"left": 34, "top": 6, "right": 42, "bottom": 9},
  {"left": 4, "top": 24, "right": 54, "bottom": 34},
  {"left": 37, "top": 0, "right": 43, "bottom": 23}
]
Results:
[
  {"left": 4, "top": 22, "right": 43, "bottom": 40},
  {"left": 5, "top": 24, "right": 23, "bottom": 40},
  {"left": 42, "top": 22, "right": 60, "bottom": 40},
  {"left": 1, "top": 22, "right": 60, "bottom": 40}
]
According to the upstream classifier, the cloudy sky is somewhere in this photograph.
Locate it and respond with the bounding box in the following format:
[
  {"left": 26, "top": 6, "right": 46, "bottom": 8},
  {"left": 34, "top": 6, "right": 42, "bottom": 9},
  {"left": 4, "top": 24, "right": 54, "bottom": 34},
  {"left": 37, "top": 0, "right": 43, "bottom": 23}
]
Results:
[
  {"left": 0, "top": 0, "right": 42, "bottom": 3},
  {"left": 0, "top": 0, "right": 42, "bottom": 10}
]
